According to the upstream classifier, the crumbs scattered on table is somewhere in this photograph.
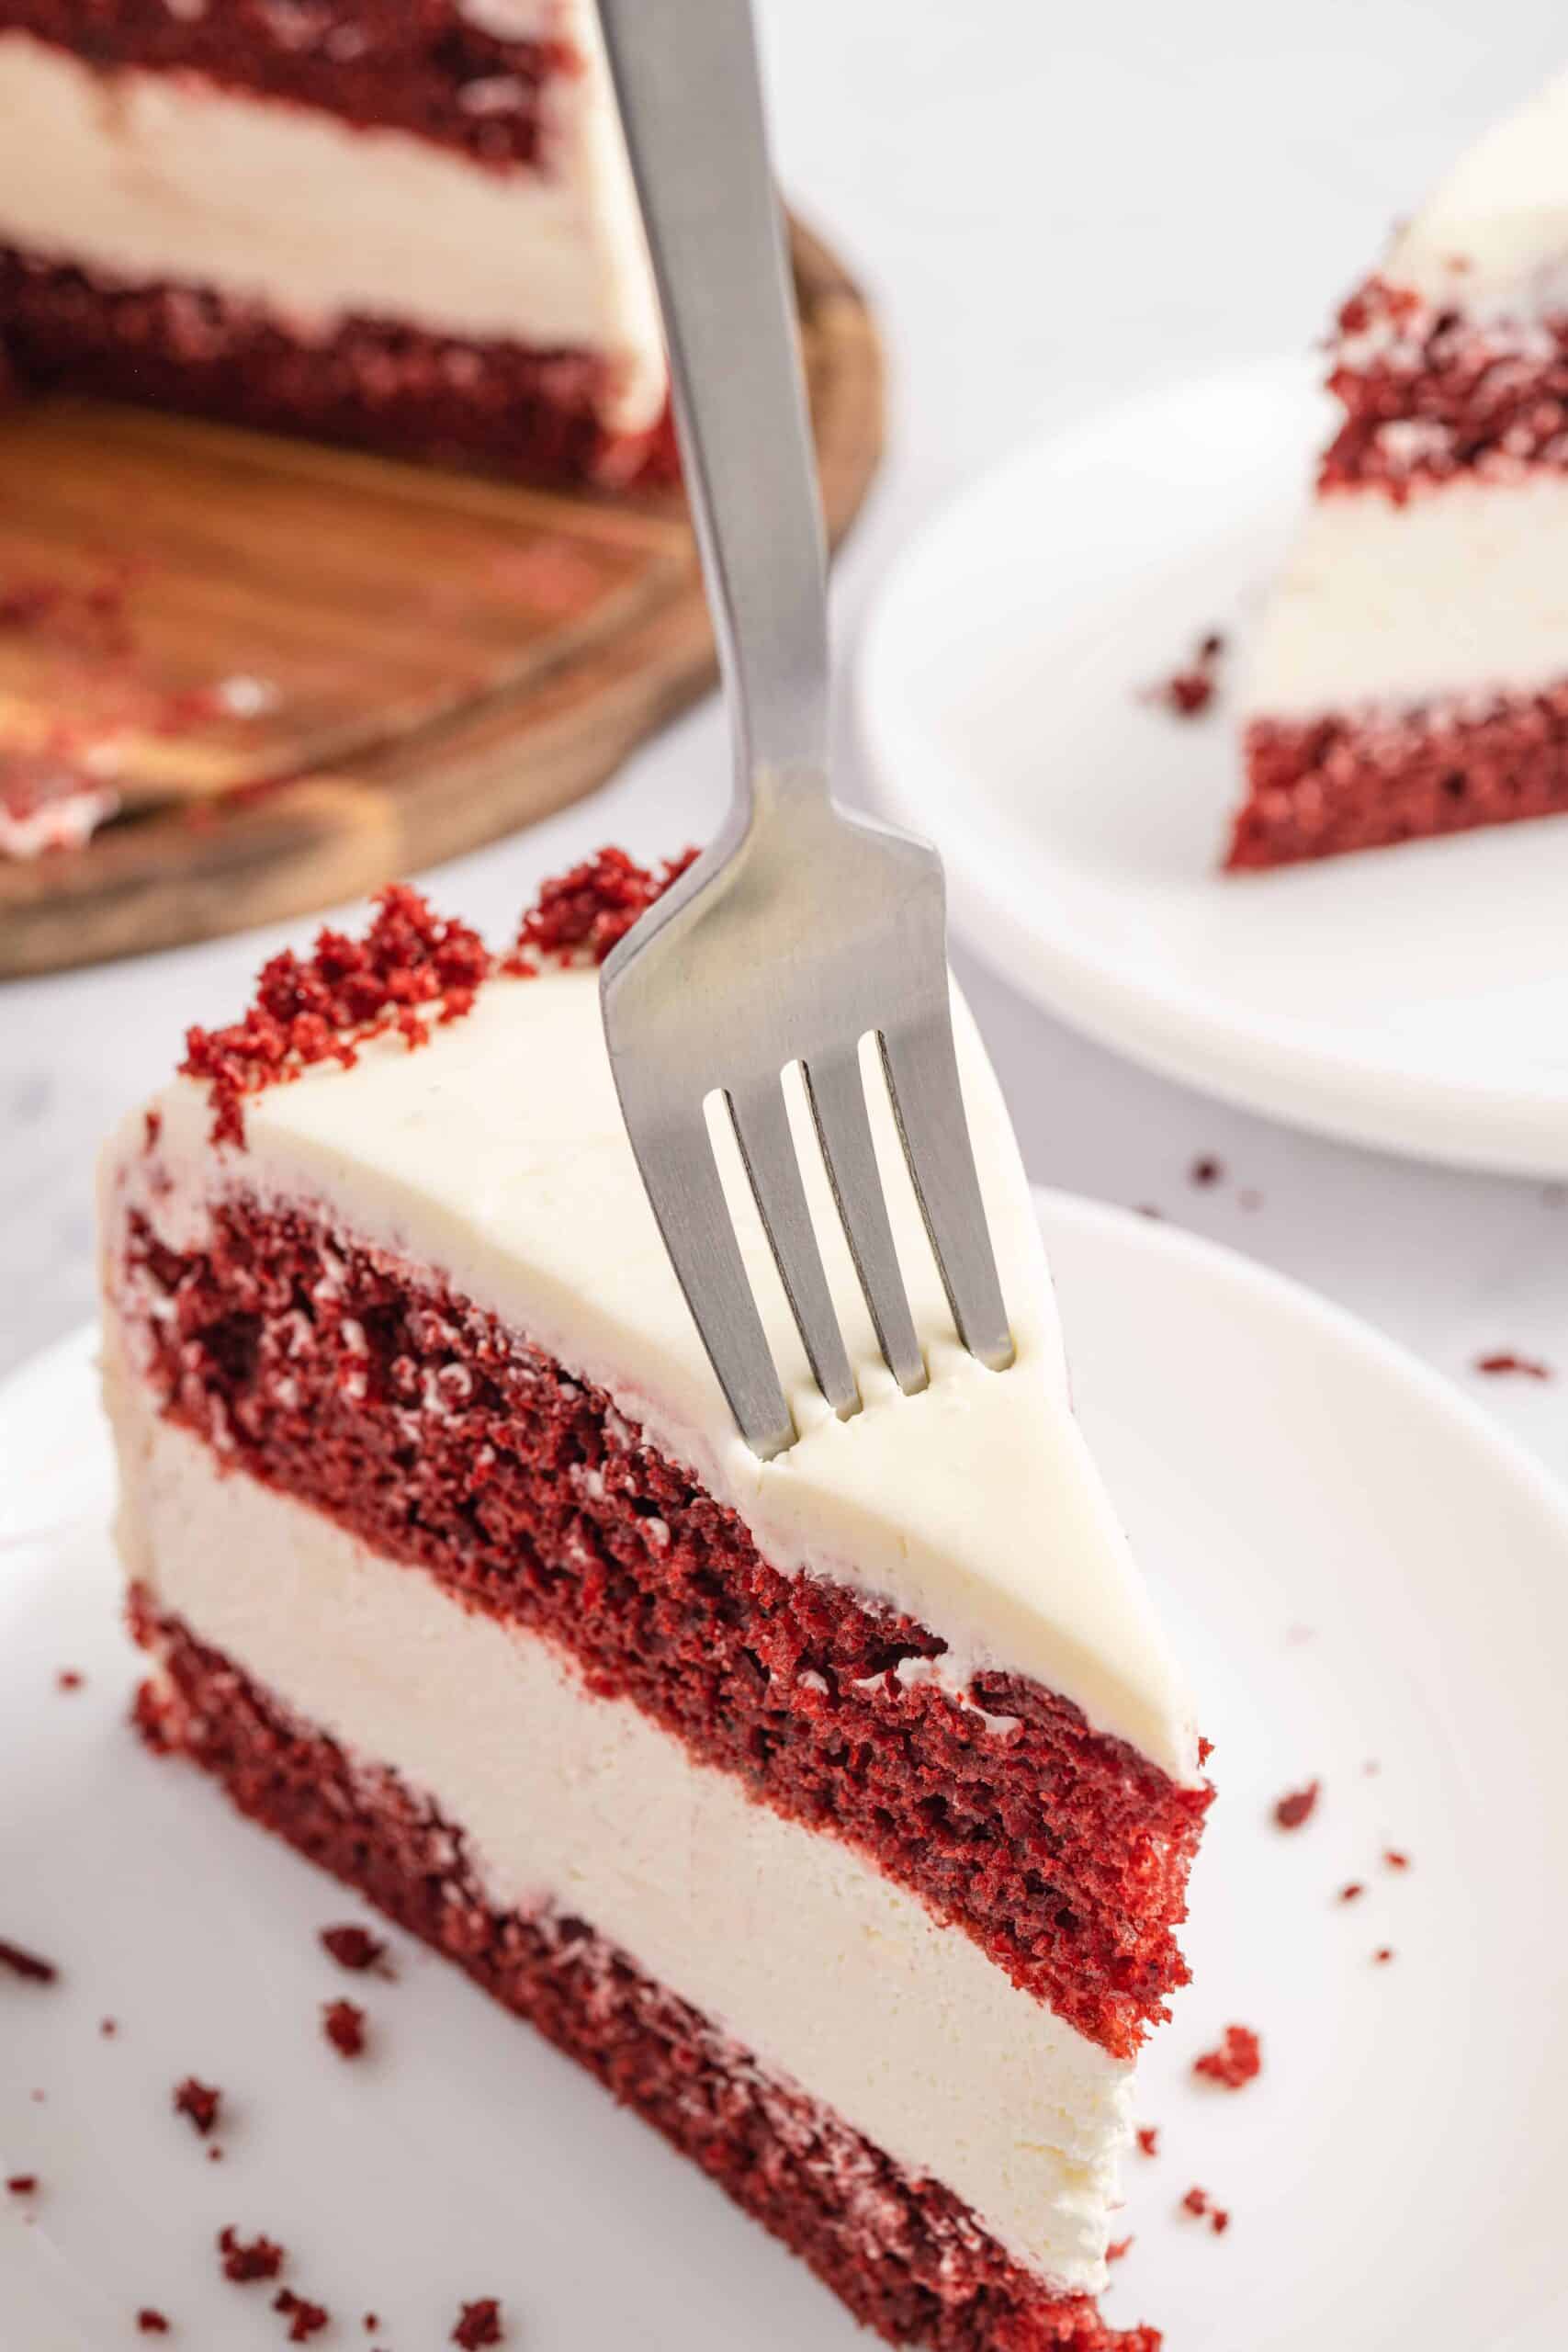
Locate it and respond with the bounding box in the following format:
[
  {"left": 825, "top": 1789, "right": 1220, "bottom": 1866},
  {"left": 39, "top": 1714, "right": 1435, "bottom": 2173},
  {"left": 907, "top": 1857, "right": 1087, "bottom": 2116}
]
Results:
[
  {"left": 1106, "top": 2236, "right": 1134, "bottom": 2264},
  {"left": 1473, "top": 1351, "right": 1552, "bottom": 1380},
  {"left": 322, "top": 1997, "right": 367, "bottom": 2058},
  {"left": 6, "top": 2175, "right": 39, "bottom": 2196},
  {"left": 217, "top": 2228, "right": 286, "bottom": 2285},
  {"left": 1192, "top": 2025, "right": 1261, "bottom": 2089},
  {"left": 173, "top": 2077, "right": 222, "bottom": 2136},
  {"left": 100, "top": 2017, "right": 118, "bottom": 2038},
  {"left": 320, "top": 1925, "right": 392, "bottom": 1977},
  {"left": 453, "top": 2300, "right": 505, "bottom": 2348},
  {"left": 1179, "top": 2187, "right": 1231, "bottom": 2235},
  {"left": 135, "top": 2312, "right": 172, "bottom": 2335},
  {"left": 1135, "top": 2124, "right": 1159, "bottom": 2157},
  {"left": 1373, "top": 1948, "right": 1396, "bottom": 1965},
  {"left": 1272, "top": 1780, "right": 1320, "bottom": 1830},
  {"left": 274, "top": 2289, "right": 331, "bottom": 2343},
  {"left": 1189, "top": 1155, "right": 1224, "bottom": 1188},
  {"left": 56, "top": 1668, "right": 84, "bottom": 1692},
  {"left": 1337, "top": 1883, "right": 1364, "bottom": 1904},
  {"left": 1383, "top": 1849, "right": 1410, "bottom": 1871}
]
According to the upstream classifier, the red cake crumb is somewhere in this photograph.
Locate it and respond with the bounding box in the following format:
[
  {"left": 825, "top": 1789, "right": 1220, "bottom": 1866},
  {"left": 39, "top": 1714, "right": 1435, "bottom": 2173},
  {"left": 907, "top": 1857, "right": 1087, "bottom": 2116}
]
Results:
[
  {"left": 0, "top": 1937, "right": 58, "bottom": 1983},
  {"left": 178, "top": 853, "right": 697, "bottom": 1147},
  {"left": 363, "top": 2320, "right": 378, "bottom": 2335},
  {"left": 319, "top": 1925, "right": 390, "bottom": 1976},
  {"left": 173, "top": 2076, "right": 221, "bottom": 2136},
  {"left": 1145, "top": 631, "right": 1225, "bottom": 718},
  {"left": 101, "top": 2017, "right": 118, "bottom": 2037},
  {"left": 1192, "top": 2025, "right": 1261, "bottom": 2089},
  {"left": 218, "top": 2228, "right": 285, "bottom": 2284},
  {"left": 135, "top": 2313, "right": 171, "bottom": 2335},
  {"left": 1106, "top": 2239, "right": 1134, "bottom": 2265},
  {"left": 509, "top": 844, "right": 697, "bottom": 968},
  {"left": 1374, "top": 1948, "right": 1396, "bottom": 1965},
  {"left": 1384, "top": 1849, "right": 1410, "bottom": 1871},
  {"left": 452, "top": 2299, "right": 504, "bottom": 2348},
  {"left": 6, "top": 2175, "right": 38, "bottom": 2195},
  {"left": 322, "top": 1998, "right": 367, "bottom": 2058},
  {"left": 1179, "top": 2188, "right": 1230, "bottom": 2236},
  {"left": 56, "top": 1668, "right": 84, "bottom": 1691},
  {"left": 1135, "top": 2126, "right": 1160, "bottom": 2157},
  {"left": 1338, "top": 1883, "right": 1364, "bottom": 1904},
  {"left": 1189, "top": 1155, "right": 1224, "bottom": 1187},
  {"left": 274, "top": 2290, "right": 331, "bottom": 2343},
  {"left": 208, "top": 2147, "right": 225, "bottom": 2164},
  {"left": 1272, "top": 1781, "right": 1320, "bottom": 1830},
  {"left": 1474, "top": 1351, "right": 1552, "bottom": 1380}
]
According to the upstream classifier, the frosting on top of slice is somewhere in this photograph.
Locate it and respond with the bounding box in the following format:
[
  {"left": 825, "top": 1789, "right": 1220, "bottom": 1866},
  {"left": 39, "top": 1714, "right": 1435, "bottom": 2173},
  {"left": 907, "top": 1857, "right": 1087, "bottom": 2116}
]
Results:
[{"left": 1387, "top": 62, "right": 1568, "bottom": 320}]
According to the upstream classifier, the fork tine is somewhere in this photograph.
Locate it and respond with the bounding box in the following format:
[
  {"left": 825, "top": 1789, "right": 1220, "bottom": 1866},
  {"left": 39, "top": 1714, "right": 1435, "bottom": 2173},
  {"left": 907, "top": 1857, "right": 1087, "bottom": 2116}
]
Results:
[
  {"left": 805, "top": 1049, "right": 927, "bottom": 1396},
  {"left": 627, "top": 1103, "right": 795, "bottom": 1459},
  {"left": 879, "top": 1013, "right": 1015, "bottom": 1372},
  {"left": 728, "top": 1077, "right": 860, "bottom": 1419}
]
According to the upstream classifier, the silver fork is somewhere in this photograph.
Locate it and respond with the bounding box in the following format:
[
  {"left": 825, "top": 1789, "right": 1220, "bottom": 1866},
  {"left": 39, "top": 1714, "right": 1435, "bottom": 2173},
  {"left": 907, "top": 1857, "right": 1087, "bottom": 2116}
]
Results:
[{"left": 597, "top": 0, "right": 1013, "bottom": 1461}]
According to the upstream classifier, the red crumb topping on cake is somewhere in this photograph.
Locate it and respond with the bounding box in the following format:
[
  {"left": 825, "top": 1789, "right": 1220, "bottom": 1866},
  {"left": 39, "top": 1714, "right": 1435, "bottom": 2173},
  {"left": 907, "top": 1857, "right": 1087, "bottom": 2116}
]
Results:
[
  {"left": 0, "top": 1937, "right": 58, "bottom": 1983},
  {"left": 173, "top": 2076, "right": 221, "bottom": 2135},
  {"left": 1272, "top": 1781, "right": 1320, "bottom": 1831},
  {"left": 1145, "top": 632, "right": 1225, "bottom": 718},
  {"left": 1192, "top": 2026, "right": 1261, "bottom": 2090},
  {"left": 508, "top": 844, "right": 697, "bottom": 968},
  {"left": 135, "top": 2312, "right": 171, "bottom": 2335},
  {"left": 452, "top": 2299, "right": 505, "bottom": 2348},
  {"left": 217, "top": 2228, "right": 285, "bottom": 2284},
  {"left": 56, "top": 1668, "right": 83, "bottom": 1691},
  {"left": 176, "top": 851, "right": 694, "bottom": 1145},
  {"left": 1474, "top": 1351, "right": 1552, "bottom": 1379},
  {"left": 275, "top": 2290, "right": 331, "bottom": 2343},
  {"left": 322, "top": 1998, "right": 367, "bottom": 2058},
  {"left": 320, "top": 1925, "right": 391, "bottom": 1976},
  {"left": 1135, "top": 2126, "right": 1159, "bottom": 2157},
  {"left": 137, "top": 1609, "right": 1163, "bottom": 2352},
  {"left": 121, "top": 1202, "right": 1209, "bottom": 2061},
  {"left": 6, "top": 2175, "right": 38, "bottom": 2195}
]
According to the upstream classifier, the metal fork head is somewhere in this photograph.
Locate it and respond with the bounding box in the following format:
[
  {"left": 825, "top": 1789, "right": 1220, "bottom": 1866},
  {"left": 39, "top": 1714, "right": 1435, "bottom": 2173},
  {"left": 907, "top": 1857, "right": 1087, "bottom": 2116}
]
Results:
[{"left": 601, "top": 777, "right": 1015, "bottom": 1460}]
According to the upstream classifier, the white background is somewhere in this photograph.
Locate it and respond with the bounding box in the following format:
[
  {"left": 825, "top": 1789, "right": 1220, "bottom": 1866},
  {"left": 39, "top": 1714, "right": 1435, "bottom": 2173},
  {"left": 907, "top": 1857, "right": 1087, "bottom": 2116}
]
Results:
[{"left": 5, "top": 0, "right": 1568, "bottom": 1495}]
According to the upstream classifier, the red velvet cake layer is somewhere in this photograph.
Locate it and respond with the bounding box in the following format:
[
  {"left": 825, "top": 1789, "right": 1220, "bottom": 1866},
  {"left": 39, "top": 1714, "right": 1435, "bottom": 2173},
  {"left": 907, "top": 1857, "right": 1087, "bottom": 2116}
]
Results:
[
  {"left": 1231, "top": 684, "right": 1568, "bottom": 867},
  {"left": 131, "top": 1594, "right": 1157, "bottom": 2352},
  {"left": 0, "top": 9, "right": 561, "bottom": 167},
  {"left": 120, "top": 1197, "right": 1208, "bottom": 2062},
  {"left": 1322, "top": 277, "right": 1568, "bottom": 497},
  {"left": 0, "top": 253, "right": 677, "bottom": 491}
]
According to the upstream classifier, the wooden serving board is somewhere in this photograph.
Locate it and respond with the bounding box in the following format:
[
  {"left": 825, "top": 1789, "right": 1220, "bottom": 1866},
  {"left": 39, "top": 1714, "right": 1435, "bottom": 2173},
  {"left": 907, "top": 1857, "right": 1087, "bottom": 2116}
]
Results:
[{"left": 0, "top": 219, "right": 883, "bottom": 978}]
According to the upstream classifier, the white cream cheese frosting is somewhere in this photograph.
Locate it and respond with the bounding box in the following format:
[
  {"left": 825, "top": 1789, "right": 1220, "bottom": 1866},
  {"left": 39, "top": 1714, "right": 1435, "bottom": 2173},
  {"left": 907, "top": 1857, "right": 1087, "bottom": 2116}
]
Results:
[
  {"left": 1382, "top": 62, "right": 1568, "bottom": 323},
  {"left": 0, "top": 23, "right": 666, "bottom": 431},
  {"left": 103, "top": 962, "right": 1201, "bottom": 1785},
  {"left": 110, "top": 1374, "right": 1134, "bottom": 2298}
]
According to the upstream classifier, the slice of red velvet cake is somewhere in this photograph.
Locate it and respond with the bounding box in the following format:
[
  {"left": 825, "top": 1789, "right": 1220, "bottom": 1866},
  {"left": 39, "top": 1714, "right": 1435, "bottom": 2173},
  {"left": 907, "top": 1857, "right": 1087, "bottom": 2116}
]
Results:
[
  {"left": 0, "top": 2, "right": 672, "bottom": 487},
  {"left": 1231, "top": 63, "right": 1568, "bottom": 867},
  {"left": 99, "top": 850, "right": 1210, "bottom": 2351}
]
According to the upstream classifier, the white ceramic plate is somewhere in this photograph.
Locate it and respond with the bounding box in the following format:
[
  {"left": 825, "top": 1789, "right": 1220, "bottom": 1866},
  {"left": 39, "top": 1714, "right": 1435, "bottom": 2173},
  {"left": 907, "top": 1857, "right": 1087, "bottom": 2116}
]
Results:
[
  {"left": 861, "top": 358, "right": 1568, "bottom": 1176},
  {"left": 4, "top": 1193, "right": 1567, "bottom": 2351}
]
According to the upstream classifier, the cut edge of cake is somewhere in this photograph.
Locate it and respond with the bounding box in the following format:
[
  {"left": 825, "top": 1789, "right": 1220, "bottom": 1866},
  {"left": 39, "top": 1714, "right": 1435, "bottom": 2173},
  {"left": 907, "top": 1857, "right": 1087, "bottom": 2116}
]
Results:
[{"left": 98, "top": 849, "right": 1210, "bottom": 2351}]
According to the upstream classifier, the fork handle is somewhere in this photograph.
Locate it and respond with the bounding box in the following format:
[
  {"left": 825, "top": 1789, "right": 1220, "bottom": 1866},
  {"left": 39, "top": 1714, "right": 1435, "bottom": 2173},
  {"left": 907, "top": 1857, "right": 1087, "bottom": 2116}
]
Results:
[{"left": 596, "top": 0, "right": 830, "bottom": 801}]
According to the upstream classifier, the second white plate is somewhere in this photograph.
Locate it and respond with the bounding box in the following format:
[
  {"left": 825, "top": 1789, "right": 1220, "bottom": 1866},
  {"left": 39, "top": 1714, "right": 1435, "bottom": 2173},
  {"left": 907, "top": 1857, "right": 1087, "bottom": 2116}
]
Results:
[{"left": 861, "top": 357, "right": 1568, "bottom": 1175}]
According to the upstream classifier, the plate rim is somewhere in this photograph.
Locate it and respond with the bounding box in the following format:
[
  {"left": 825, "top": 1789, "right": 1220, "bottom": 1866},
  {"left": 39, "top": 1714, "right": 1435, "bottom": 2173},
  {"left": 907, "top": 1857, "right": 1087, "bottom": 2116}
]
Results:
[{"left": 857, "top": 356, "right": 1568, "bottom": 1177}]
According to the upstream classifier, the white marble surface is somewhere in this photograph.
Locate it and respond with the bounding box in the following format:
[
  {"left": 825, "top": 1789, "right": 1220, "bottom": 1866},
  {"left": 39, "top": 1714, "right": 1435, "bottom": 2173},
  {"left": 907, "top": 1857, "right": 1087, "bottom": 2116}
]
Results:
[{"left": 5, "top": 0, "right": 1568, "bottom": 1495}]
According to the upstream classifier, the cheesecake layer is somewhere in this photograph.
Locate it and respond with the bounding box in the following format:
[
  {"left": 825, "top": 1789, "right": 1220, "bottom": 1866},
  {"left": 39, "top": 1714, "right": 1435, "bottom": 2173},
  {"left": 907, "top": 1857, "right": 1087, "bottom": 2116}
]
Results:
[
  {"left": 111, "top": 1377, "right": 1134, "bottom": 2301},
  {"left": 1244, "top": 472, "right": 1568, "bottom": 720},
  {"left": 0, "top": 28, "right": 663, "bottom": 432}
]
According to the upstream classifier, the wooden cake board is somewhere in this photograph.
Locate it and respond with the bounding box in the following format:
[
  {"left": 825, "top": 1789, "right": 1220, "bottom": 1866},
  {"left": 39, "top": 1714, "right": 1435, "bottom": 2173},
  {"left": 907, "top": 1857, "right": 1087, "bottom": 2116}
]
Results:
[{"left": 0, "top": 218, "right": 884, "bottom": 978}]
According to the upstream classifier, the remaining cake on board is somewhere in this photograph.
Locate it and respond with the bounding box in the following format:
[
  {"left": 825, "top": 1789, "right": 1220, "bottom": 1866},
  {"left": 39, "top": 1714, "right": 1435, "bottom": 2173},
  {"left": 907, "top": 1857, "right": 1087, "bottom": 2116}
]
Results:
[
  {"left": 1230, "top": 62, "right": 1568, "bottom": 868},
  {"left": 98, "top": 850, "right": 1210, "bottom": 2352},
  {"left": 0, "top": 2, "right": 671, "bottom": 486}
]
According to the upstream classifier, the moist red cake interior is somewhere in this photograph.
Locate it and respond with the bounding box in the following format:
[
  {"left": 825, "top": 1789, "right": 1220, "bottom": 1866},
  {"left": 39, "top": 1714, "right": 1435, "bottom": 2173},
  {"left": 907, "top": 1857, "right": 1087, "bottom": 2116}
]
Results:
[
  {"left": 135, "top": 1600, "right": 1159, "bottom": 2352},
  {"left": 123, "top": 1196, "right": 1206, "bottom": 2060}
]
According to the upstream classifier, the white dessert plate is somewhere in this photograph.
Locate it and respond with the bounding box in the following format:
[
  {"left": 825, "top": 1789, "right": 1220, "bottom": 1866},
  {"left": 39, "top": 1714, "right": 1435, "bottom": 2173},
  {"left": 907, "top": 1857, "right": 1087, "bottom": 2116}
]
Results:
[
  {"left": 3, "top": 1192, "right": 1567, "bottom": 2351},
  {"left": 861, "top": 356, "right": 1568, "bottom": 1176}
]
